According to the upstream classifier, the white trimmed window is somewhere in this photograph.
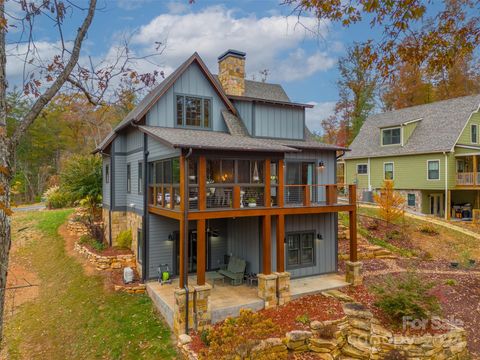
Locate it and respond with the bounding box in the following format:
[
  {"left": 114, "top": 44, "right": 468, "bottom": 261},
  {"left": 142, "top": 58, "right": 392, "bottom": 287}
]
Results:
[
  {"left": 357, "top": 164, "right": 368, "bottom": 175},
  {"left": 472, "top": 124, "right": 478, "bottom": 143},
  {"left": 427, "top": 160, "right": 440, "bottom": 180},
  {"left": 382, "top": 127, "right": 401, "bottom": 146},
  {"left": 384, "top": 162, "right": 394, "bottom": 180}
]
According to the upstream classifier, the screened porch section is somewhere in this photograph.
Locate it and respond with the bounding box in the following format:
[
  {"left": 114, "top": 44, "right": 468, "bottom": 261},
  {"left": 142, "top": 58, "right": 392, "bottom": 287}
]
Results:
[
  {"left": 147, "top": 155, "right": 347, "bottom": 211},
  {"left": 456, "top": 155, "right": 480, "bottom": 186}
]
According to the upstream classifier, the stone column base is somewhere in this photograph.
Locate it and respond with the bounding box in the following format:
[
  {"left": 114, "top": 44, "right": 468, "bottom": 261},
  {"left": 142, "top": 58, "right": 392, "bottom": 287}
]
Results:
[
  {"left": 173, "top": 287, "right": 194, "bottom": 336},
  {"left": 345, "top": 261, "right": 363, "bottom": 286},
  {"left": 274, "top": 272, "right": 291, "bottom": 305},
  {"left": 193, "top": 283, "right": 212, "bottom": 332},
  {"left": 258, "top": 273, "right": 278, "bottom": 309}
]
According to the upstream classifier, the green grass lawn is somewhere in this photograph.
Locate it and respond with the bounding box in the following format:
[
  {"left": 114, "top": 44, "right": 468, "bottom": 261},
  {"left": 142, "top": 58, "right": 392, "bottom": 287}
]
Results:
[{"left": 4, "top": 209, "right": 176, "bottom": 360}]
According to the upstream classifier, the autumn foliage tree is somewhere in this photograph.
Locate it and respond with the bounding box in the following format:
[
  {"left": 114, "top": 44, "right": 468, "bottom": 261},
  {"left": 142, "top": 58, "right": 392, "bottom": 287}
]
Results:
[{"left": 374, "top": 180, "right": 406, "bottom": 225}]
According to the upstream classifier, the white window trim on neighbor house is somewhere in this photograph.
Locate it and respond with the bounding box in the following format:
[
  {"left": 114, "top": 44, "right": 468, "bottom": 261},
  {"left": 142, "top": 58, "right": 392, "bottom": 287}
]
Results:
[
  {"left": 427, "top": 159, "right": 441, "bottom": 181},
  {"left": 471, "top": 124, "right": 478, "bottom": 144},
  {"left": 383, "top": 162, "right": 394, "bottom": 180},
  {"left": 381, "top": 126, "right": 402, "bottom": 147},
  {"left": 357, "top": 163, "right": 368, "bottom": 175}
]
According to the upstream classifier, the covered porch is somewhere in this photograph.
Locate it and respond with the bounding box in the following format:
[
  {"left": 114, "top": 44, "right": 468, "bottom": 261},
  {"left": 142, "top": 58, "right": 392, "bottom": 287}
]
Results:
[
  {"left": 146, "top": 273, "right": 348, "bottom": 329},
  {"left": 455, "top": 154, "right": 480, "bottom": 186}
]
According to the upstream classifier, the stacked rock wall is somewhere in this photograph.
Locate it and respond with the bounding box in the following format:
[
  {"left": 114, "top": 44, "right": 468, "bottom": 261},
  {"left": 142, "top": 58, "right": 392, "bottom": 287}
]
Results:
[{"left": 74, "top": 242, "right": 136, "bottom": 270}]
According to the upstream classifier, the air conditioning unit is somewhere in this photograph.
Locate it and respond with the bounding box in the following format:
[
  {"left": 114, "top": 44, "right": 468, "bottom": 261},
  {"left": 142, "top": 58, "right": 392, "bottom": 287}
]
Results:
[{"left": 123, "top": 267, "right": 134, "bottom": 284}]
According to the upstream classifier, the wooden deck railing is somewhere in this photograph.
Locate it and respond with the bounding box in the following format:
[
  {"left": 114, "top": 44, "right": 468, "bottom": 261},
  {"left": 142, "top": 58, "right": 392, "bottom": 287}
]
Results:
[{"left": 456, "top": 172, "right": 476, "bottom": 186}]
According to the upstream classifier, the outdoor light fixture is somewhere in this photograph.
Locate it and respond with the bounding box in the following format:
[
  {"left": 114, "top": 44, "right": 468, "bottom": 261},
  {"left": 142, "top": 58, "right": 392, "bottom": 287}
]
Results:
[
  {"left": 317, "top": 233, "right": 323, "bottom": 240},
  {"left": 168, "top": 233, "right": 174, "bottom": 241},
  {"left": 318, "top": 161, "right": 325, "bottom": 170}
]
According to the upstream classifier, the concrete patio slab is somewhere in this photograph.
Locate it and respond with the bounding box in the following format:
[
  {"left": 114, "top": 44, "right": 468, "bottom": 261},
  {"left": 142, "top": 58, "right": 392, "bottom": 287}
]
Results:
[{"left": 147, "top": 273, "right": 349, "bottom": 329}]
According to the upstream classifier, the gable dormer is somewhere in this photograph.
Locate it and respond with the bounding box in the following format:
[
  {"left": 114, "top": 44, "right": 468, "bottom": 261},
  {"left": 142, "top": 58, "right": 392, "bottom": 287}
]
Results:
[{"left": 380, "top": 118, "right": 422, "bottom": 147}]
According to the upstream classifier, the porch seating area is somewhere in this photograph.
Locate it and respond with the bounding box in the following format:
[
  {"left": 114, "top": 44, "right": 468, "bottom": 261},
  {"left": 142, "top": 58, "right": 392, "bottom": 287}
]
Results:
[
  {"left": 456, "top": 154, "right": 480, "bottom": 186},
  {"left": 146, "top": 273, "right": 349, "bottom": 329}
]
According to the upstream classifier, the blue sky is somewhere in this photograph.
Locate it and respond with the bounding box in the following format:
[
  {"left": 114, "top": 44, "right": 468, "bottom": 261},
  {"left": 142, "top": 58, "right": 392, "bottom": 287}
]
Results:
[{"left": 5, "top": 0, "right": 383, "bottom": 132}]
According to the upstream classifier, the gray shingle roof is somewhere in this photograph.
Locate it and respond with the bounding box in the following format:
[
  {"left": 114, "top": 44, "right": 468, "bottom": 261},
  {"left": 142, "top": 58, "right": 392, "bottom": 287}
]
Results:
[
  {"left": 221, "top": 110, "right": 249, "bottom": 136},
  {"left": 138, "top": 126, "right": 298, "bottom": 153},
  {"left": 344, "top": 94, "right": 480, "bottom": 159}
]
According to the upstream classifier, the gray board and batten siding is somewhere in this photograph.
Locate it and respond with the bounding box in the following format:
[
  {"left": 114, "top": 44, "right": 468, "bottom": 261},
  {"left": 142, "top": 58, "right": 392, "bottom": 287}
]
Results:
[{"left": 145, "top": 62, "right": 228, "bottom": 132}]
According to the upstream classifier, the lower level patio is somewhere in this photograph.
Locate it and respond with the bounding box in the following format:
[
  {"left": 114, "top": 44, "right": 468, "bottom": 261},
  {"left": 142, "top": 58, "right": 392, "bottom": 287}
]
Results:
[{"left": 146, "top": 273, "right": 348, "bottom": 329}]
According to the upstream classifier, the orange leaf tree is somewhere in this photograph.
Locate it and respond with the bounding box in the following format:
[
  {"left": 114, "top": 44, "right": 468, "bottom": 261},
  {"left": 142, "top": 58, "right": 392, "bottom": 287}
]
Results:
[{"left": 374, "top": 180, "right": 405, "bottom": 225}]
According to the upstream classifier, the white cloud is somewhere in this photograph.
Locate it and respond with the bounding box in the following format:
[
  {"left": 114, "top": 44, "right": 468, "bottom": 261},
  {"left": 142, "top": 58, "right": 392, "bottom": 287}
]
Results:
[
  {"left": 130, "top": 6, "right": 336, "bottom": 83},
  {"left": 305, "top": 101, "right": 336, "bottom": 133}
]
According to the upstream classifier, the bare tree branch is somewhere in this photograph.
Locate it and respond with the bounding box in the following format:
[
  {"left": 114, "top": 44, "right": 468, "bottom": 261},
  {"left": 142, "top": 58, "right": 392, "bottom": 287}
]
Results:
[{"left": 9, "top": 0, "right": 97, "bottom": 149}]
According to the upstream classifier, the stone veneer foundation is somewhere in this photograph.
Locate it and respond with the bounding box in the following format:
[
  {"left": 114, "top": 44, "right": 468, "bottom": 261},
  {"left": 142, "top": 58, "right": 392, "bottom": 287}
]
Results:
[
  {"left": 102, "top": 208, "right": 143, "bottom": 274},
  {"left": 173, "top": 284, "right": 213, "bottom": 336},
  {"left": 178, "top": 301, "right": 469, "bottom": 360}
]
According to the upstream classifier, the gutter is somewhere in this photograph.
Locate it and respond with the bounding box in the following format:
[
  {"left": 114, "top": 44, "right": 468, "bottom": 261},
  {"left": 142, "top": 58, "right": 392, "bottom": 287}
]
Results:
[{"left": 183, "top": 147, "right": 193, "bottom": 334}]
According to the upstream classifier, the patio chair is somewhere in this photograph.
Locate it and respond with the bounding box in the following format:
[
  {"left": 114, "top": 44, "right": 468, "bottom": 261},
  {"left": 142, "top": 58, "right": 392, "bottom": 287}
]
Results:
[{"left": 218, "top": 256, "right": 246, "bottom": 286}]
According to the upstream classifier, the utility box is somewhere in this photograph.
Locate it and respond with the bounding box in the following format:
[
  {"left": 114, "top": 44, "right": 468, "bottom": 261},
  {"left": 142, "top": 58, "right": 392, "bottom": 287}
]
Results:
[
  {"left": 123, "top": 267, "right": 134, "bottom": 284},
  {"left": 362, "top": 190, "right": 374, "bottom": 203}
]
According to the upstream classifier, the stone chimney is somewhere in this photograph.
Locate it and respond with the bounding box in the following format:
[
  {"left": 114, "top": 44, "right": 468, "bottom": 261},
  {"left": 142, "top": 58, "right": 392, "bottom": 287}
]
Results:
[{"left": 218, "top": 49, "right": 246, "bottom": 96}]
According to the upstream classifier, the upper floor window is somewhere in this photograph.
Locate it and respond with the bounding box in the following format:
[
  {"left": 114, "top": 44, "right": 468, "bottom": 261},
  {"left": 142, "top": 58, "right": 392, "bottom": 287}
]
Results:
[
  {"left": 105, "top": 164, "right": 110, "bottom": 184},
  {"left": 382, "top": 127, "right": 401, "bottom": 146},
  {"left": 127, "top": 163, "right": 131, "bottom": 193},
  {"left": 427, "top": 160, "right": 440, "bottom": 180},
  {"left": 384, "top": 162, "right": 394, "bottom": 180},
  {"left": 472, "top": 124, "right": 478, "bottom": 143},
  {"left": 357, "top": 164, "right": 368, "bottom": 175},
  {"left": 176, "top": 95, "right": 211, "bottom": 128}
]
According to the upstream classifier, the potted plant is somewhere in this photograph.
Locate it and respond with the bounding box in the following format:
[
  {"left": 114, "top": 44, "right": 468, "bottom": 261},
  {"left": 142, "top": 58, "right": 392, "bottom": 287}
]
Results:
[{"left": 247, "top": 197, "right": 257, "bottom": 208}]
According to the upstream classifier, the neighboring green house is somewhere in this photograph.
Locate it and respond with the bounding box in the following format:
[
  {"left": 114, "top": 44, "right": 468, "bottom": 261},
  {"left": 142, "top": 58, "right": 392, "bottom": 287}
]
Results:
[{"left": 342, "top": 94, "right": 480, "bottom": 220}]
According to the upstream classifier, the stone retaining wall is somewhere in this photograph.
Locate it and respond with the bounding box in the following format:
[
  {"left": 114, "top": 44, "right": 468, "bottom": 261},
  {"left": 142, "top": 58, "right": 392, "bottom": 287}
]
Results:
[
  {"left": 113, "top": 283, "right": 146, "bottom": 294},
  {"left": 74, "top": 242, "right": 136, "bottom": 271},
  {"left": 178, "top": 302, "right": 468, "bottom": 360}
]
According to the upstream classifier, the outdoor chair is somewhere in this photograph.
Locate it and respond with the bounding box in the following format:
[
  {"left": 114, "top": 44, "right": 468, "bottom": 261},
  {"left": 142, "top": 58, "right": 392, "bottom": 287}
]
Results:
[{"left": 218, "top": 256, "right": 246, "bottom": 286}]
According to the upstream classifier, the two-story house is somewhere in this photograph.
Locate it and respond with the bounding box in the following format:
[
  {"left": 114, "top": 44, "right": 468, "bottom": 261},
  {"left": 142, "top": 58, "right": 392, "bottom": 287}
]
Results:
[
  {"left": 95, "top": 50, "right": 358, "bottom": 334},
  {"left": 343, "top": 95, "right": 480, "bottom": 220}
]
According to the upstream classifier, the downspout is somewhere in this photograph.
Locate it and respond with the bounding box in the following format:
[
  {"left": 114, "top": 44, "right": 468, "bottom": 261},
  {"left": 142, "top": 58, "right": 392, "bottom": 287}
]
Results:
[
  {"left": 367, "top": 157, "right": 371, "bottom": 191},
  {"left": 183, "top": 147, "right": 193, "bottom": 335},
  {"left": 142, "top": 134, "right": 149, "bottom": 281},
  {"left": 100, "top": 150, "right": 113, "bottom": 247},
  {"left": 444, "top": 152, "right": 448, "bottom": 220}
]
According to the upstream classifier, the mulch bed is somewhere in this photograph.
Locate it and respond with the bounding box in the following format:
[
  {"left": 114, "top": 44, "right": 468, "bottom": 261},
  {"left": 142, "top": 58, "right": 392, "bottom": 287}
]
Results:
[
  {"left": 190, "top": 294, "right": 345, "bottom": 354},
  {"left": 80, "top": 243, "right": 133, "bottom": 257},
  {"left": 395, "top": 258, "right": 478, "bottom": 272},
  {"left": 338, "top": 258, "right": 390, "bottom": 274},
  {"left": 260, "top": 294, "right": 345, "bottom": 335}
]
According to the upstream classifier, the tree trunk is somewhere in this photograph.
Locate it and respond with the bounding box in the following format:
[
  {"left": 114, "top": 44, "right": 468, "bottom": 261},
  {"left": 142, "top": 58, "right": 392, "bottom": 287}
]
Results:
[{"left": 0, "top": 0, "right": 11, "bottom": 341}]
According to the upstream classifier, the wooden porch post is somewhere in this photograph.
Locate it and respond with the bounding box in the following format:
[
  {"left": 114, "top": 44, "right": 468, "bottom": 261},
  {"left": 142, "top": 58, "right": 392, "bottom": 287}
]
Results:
[
  {"left": 179, "top": 155, "right": 187, "bottom": 288},
  {"left": 474, "top": 155, "right": 478, "bottom": 185},
  {"left": 276, "top": 214, "right": 285, "bottom": 272},
  {"left": 265, "top": 159, "right": 271, "bottom": 207},
  {"left": 198, "top": 156, "right": 206, "bottom": 211},
  {"left": 278, "top": 159, "right": 284, "bottom": 207},
  {"left": 197, "top": 219, "right": 206, "bottom": 285},
  {"left": 348, "top": 184, "right": 358, "bottom": 262},
  {"left": 262, "top": 215, "right": 272, "bottom": 275}
]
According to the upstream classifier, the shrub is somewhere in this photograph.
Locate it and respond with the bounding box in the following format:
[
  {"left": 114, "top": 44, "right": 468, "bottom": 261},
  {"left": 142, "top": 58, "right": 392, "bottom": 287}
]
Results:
[
  {"left": 374, "top": 180, "right": 405, "bottom": 225},
  {"left": 43, "top": 186, "right": 73, "bottom": 209},
  {"left": 60, "top": 154, "right": 102, "bottom": 205},
  {"left": 444, "top": 279, "right": 457, "bottom": 286},
  {"left": 418, "top": 223, "right": 439, "bottom": 235},
  {"left": 199, "top": 309, "right": 280, "bottom": 360},
  {"left": 367, "top": 219, "right": 380, "bottom": 230},
  {"left": 116, "top": 230, "right": 132, "bottom": 249},
  {"left": 79, "top": 235, "right": 106, "bottom": 252},
  {"left": 295, "top": 314, "right": 310, "bottom": 325},
  {"left": 386, "top": 229, "right": 401, "bottom": 240},
  {"left": 200, "top": 329, "right": 210, "bottom": 346},
  {"left": 372, "top": 272, "right": 441, "bottom": 323}
]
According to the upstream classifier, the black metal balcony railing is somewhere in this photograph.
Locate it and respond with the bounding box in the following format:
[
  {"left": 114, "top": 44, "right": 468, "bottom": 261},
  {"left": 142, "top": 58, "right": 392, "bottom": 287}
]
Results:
[{"left": 149, "top": 183, "right": 349, "bottom": 210}]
